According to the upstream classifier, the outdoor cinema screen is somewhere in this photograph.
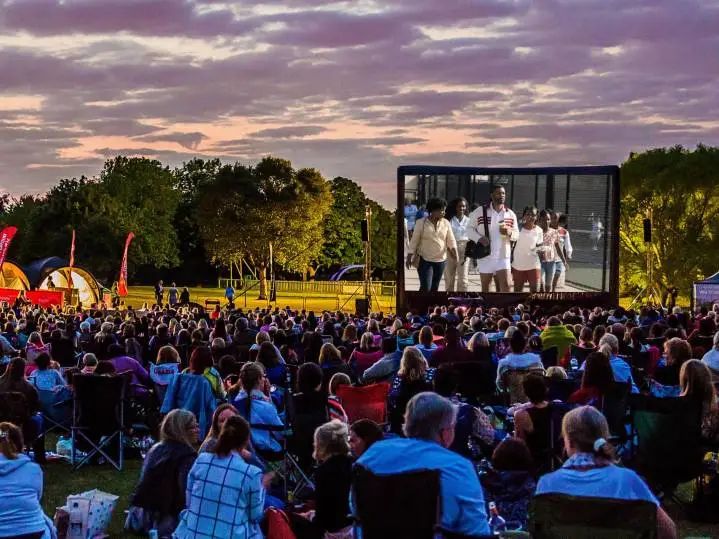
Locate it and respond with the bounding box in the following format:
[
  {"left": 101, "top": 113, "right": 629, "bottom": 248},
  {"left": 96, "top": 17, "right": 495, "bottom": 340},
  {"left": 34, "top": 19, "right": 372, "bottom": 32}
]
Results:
[{"left": 397, "top": 165, "right": 620, "bottom": 308}]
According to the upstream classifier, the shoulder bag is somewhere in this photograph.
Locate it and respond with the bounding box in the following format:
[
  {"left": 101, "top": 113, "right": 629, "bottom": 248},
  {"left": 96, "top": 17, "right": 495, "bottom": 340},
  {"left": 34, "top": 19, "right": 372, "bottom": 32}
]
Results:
[{"left": 465, "top": 205, "right": 491, "bottom": 261}]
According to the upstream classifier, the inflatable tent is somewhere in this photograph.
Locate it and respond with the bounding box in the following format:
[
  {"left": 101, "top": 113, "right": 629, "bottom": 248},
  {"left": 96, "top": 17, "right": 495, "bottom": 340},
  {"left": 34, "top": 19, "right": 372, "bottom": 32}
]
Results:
[
  {"left": 694, "top": 271, "right": 719, "bottom": 309},
  {"left": 0, "top": 261, "right": 30, "bottom": 290},
  {"left": 26, "top": 257, "right": 102, "bottom": 306},
  {"left": 39, "top": 267, "right": 101, "bottom": 306}
]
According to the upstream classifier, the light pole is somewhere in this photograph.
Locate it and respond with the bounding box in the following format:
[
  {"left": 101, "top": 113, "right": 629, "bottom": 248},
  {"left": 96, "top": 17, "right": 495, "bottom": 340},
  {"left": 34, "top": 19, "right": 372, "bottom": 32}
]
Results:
[{"left": 363, "top": 205, "right": 372, "bottom": 310}]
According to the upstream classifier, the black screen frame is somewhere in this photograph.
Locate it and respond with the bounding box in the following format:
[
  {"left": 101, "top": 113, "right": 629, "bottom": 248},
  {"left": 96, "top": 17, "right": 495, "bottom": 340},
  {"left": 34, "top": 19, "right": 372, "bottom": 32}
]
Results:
[{"left": 397, "top": 165, "right": 621, "bottom": 312}]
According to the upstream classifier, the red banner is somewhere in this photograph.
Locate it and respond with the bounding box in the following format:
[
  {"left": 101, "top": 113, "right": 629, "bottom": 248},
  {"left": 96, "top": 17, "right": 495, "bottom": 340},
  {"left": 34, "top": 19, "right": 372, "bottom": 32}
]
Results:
[
  {"left": 0, "top": 226, "right": 18, "bottom": 271},
  {"left": 68, "top": 229, "right": 76, "bottom": 288},
  {"left": 26, "top": 290, "right": 64, "bottom": 307},
  {"left": 0, "top": 288, "right": 20, "bottom": 304},
  {"left": 118, "top": 231, "right": 135, "bottom": 297}
]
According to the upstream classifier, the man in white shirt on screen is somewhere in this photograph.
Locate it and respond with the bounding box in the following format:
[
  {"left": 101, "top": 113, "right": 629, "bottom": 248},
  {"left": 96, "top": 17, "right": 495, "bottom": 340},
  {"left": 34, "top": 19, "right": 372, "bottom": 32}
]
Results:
[{"left": 467, "top": 183, "right": 519, "bottom": 293}]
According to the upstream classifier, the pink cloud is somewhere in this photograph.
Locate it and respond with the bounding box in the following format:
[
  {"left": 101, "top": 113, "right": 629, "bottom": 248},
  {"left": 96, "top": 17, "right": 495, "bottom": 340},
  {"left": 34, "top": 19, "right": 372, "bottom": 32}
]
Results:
[{"left": 0, "top": 0, "right": 717, "bottom": 208}]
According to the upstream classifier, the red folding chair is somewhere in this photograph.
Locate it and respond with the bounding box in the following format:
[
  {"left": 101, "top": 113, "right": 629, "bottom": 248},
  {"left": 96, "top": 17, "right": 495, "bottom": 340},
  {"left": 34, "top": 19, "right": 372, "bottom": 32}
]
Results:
[{"left": 336, "top": 382, "right": 390, "bottom": 425}]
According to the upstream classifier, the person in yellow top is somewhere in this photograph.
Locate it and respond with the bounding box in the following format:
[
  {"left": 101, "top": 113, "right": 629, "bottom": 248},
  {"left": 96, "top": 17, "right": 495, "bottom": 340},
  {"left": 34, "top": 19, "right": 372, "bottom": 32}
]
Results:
[{"left": 406, "top": 198, "right": 458, "bottom": 292}]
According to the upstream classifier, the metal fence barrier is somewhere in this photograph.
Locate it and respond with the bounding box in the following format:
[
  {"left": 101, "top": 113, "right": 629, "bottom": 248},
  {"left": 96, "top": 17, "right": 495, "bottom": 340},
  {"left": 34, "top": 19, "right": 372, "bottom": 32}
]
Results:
[{"left": 216, "top": 278, "right": 396, "bottom": 312}]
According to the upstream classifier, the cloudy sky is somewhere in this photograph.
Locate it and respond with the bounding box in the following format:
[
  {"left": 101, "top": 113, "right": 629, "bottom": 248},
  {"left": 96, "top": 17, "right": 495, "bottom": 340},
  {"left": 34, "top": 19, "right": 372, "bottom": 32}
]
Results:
[{"left": 1, "top": 0, "right": 717, "bottom": 207}]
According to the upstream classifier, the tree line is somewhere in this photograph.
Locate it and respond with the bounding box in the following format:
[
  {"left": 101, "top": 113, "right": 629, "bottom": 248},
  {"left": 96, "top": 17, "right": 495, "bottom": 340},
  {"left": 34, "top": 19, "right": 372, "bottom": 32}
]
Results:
[
  {"left": 1, "top": 145, "right": 716, "bottom": 301},
  {"left": 619, "top": 144, "right": 719, "bottom": 300},
  {"left": 0, "top": 155, "right": 397, "bottom": 296}
]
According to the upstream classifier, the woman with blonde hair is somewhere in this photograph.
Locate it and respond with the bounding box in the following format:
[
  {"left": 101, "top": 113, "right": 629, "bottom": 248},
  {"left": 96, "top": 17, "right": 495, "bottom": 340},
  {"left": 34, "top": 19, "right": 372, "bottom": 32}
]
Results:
[
  {"left": 466, "top": 331, "right": 491, "bottom": 362},
  {"left": 349, "top": 332, "right": 382, "bottom": 378},
  {"left": 292, "top": 421, "right": 353, "bottom": 539},
  {"left": 680, "top": 359, "right": 719, "bottom": 442},
  {"left": 536, "top": 406, "right": 677, "bottom": 539},
  {"left": 390, "top": 318, "right": 403, "bottom": 335},
  {"left": 389, "top": 346, "right": 435, "bottom": 433},
  {"left": 126, "top": 410, "right": 199, "bottom": 537},
  {"left": 468, "top": 331, "right": 489, "bottom": 350}
]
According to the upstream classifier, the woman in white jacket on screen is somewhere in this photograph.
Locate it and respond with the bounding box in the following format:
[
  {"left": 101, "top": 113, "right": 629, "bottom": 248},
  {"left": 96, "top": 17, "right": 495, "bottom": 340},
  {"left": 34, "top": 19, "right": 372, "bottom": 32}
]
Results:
[{"left": 512, "top": 206, "right": 543, "bottom": 293}]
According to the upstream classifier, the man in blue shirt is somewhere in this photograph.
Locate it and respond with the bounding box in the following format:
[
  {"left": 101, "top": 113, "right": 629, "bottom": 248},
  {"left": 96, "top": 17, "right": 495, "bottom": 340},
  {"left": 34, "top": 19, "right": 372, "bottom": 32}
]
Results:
[
  {"left": 355, "top": 392, "right": 490, "bottom": 536},
  {"left": 225, "top": 284, "right": 235, "bottom": 306}
]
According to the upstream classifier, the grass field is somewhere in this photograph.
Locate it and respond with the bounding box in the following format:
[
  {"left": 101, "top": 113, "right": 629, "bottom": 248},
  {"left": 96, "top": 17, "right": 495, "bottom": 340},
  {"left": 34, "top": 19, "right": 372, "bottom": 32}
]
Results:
[
  {"left": 121, "top": 285, "right": 397, "bottom": 314},
  {"left": 118, "top": 285, "right": 692, "bottom": 315}
]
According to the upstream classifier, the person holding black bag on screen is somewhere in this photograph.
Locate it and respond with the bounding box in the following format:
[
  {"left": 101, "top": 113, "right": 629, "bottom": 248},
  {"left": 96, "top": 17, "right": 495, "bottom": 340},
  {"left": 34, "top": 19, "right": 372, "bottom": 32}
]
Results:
[
  {"left": 406, "top": 198, "right": 458, "bottom": 292},
  {"left": 467, "top": 182, "right": 519, "bottom": 293}
]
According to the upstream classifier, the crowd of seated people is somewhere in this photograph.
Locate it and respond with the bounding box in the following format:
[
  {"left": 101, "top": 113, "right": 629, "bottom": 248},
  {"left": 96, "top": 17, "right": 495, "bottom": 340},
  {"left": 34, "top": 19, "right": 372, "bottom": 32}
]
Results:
[{"left": 1, "top": 300, "right": 719, "bottom": 537}]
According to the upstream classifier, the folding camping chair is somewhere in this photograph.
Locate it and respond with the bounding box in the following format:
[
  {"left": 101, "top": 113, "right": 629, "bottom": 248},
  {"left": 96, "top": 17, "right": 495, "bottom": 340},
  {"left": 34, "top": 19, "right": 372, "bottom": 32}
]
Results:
[
  {"left": 500, "top": 368, "right": 545, "bottom": 405},
  {"left": 534, "top": 401, "right": 574, "bottom": 475},
  {"left": 529, "top": 494, "right": 656, "bottom": 539},
  {"left": 449, "top": 361, "right": 497, "bottom": 406},
  {"left": 540, "top": 347, "right": 559, "bottom": 368},
  {"left": 71, "top": 373, "right": 127, "bottom": 471},
  {"left": 352, "top": 466, "right": 441, "bottom": 539},
  {"left": 569, "top": 345, "right": 597, "bottom": 365},
  {"left": 34, "top": 384, "right": 73, "bottom": 435},
  {"left": 629, "top": 393, "right": 705, "bottom": 495},
  {"left": 352, "top": 465, "right": 496, "bottom": 539},
  {"left": 335, "top": 382, "right": 389, "bottom": 425},
  {"left": 0, "top": 391, "right": 45, "bottom": 459},
  {"left": 235, "top": 387, "right": 316, "bottom": 502},
  {"left": 599, "top": 381, "right": 631, "bottom": 442}
]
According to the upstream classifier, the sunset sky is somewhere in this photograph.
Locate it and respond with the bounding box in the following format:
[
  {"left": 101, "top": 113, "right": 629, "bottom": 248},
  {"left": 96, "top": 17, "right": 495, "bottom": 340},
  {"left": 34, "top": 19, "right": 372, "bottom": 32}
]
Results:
[{"left": 1, "top": 0, "right": 717, "bottom": 207}]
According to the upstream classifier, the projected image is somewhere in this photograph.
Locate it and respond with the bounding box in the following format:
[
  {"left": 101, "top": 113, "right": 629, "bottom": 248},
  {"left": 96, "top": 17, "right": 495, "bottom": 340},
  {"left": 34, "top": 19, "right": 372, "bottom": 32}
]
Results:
[{"left": 401, "top": 168, "right": 617, "bottom": 295}]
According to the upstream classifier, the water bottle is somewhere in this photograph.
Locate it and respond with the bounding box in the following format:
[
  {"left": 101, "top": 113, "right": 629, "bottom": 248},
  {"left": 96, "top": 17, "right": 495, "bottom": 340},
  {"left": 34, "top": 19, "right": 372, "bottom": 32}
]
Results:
[
  {"left": 570, "top": 357, "right": 579, "bottom": 372},
  {"left": 487, "top": 501, "right": 507, "bottom": 535},
  {"left": 68, "top": 501, "right": 84, "bottom": 539},
  {"left": 56, "top": 436, "right": 72, "bottom": 458}
]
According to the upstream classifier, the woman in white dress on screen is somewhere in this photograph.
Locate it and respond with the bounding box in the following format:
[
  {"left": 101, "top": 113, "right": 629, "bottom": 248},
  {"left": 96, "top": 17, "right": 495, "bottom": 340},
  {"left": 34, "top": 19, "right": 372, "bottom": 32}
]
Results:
[
  {"left": 511, "top": 206, "right": 543, "bottom": 293},
  {"left": 443, "top": 197, "right": 471, "bottom": 292}
]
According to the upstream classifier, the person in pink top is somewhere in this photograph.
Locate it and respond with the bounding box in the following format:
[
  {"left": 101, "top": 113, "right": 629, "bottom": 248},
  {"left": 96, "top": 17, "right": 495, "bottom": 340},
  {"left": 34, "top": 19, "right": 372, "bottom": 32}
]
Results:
[{"left": 349, "top": 333, "right": 382, "bottom": 379}]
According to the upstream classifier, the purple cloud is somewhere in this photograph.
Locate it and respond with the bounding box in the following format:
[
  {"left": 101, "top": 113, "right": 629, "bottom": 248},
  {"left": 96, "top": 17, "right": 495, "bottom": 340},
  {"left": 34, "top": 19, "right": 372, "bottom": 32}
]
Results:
[
  {"left": 0, "top": 0, "right": 254, "bottom": 37},
  {"left": 0, "top": 0, "right": 717, "bottom": 208}
]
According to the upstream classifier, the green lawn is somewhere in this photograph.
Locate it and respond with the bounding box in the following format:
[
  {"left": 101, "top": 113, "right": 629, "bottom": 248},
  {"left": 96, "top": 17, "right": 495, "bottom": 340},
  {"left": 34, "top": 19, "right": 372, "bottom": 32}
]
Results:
[
  {"left": 121, "top": 285, "right": 396, "bottom": 313},
  {"left": 42, "top": 438, "right": 141, "bottom": 538}
]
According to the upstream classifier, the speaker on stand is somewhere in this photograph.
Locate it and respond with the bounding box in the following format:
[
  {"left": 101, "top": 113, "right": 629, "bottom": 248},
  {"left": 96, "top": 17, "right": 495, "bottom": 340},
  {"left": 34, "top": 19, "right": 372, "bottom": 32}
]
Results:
[
  {"left": 355, "top": 298, "right": 369, "bottom": 316},
  {"left": 643, "top": 218, "right": 652, "bottom": 243}
]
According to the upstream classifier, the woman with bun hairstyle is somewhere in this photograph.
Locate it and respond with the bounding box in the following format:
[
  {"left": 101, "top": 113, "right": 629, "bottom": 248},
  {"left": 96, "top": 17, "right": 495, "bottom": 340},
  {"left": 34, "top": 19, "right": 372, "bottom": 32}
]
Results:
[{"left": 536, "top": 406, "right": 677, "bottom": 539}]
